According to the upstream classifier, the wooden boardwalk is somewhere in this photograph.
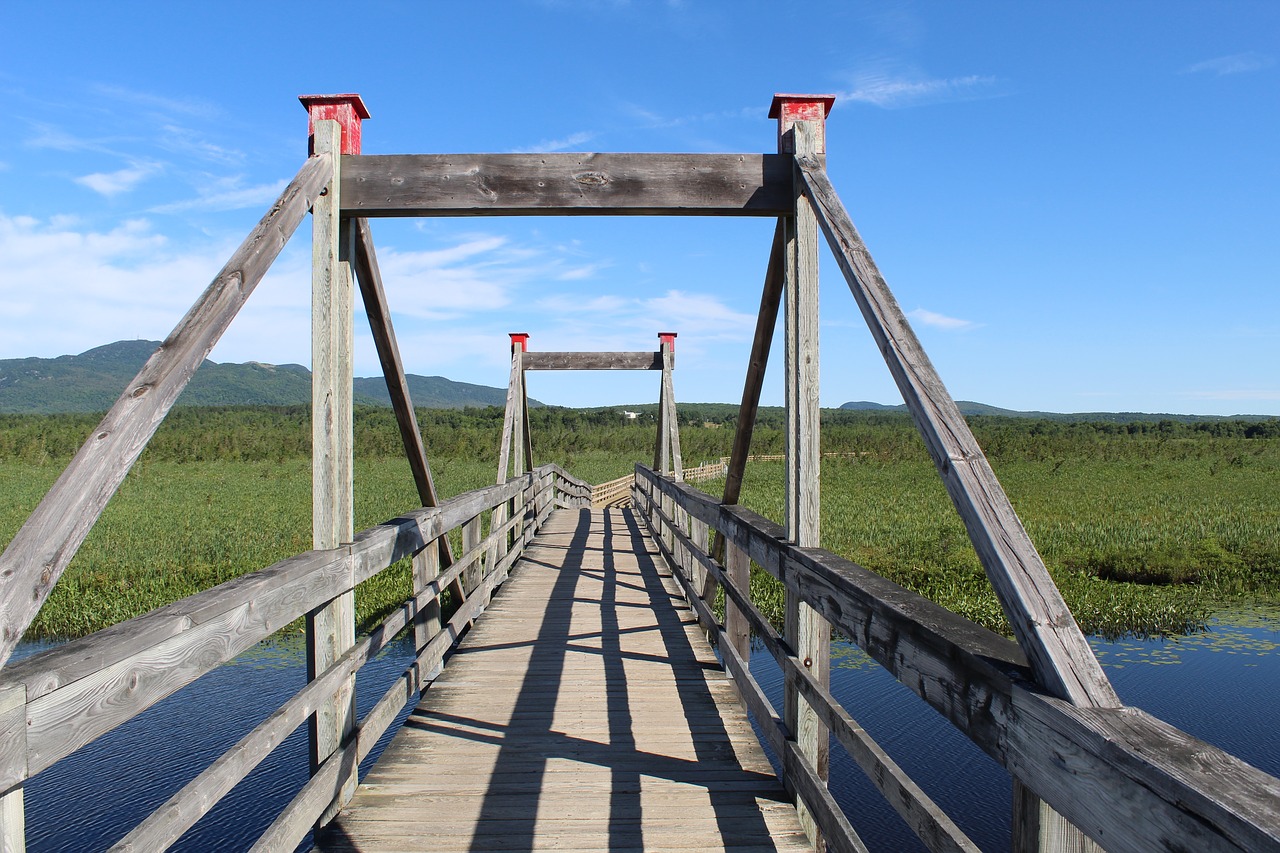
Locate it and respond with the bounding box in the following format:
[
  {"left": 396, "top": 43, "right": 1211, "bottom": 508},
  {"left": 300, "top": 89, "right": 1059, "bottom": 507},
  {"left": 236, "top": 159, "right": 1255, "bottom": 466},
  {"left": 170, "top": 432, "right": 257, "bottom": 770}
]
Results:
[{"left": 318, "top": 507, "right": 810, "bottom": 852}]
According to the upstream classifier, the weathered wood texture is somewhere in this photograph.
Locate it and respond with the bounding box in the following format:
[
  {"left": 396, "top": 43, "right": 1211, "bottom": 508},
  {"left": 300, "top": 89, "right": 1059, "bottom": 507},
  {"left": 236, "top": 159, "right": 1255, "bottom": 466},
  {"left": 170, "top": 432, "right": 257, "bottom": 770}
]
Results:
[
  {"left": 721, "top": 220, "right": 786, "bottom": 518},
  {"left": 0, "top": 152, "right": 331, "bottom": 667},
  {"left": 0, "top": 467, "right": 586, "bottom": 790},
  {"left": 522, "top": 351, "right": 663, "bottom": 371},
  {"left": 318, "top": 508, "right": 810, "bottom": 853},
  {"left": 785, "top": 121, "right": 828, "bottom": 849},
  {"left": 636, "top": 467, "right": 1280, "bottom": 853},
  {"left": 793, "top": 157, "right": 1116, "bottom": 710},
  {"left": 340, "top": 153, "right": 792, "bottom": 217},
  {"left": 309, "top": 121, "right": 357, "bottom": 824}
]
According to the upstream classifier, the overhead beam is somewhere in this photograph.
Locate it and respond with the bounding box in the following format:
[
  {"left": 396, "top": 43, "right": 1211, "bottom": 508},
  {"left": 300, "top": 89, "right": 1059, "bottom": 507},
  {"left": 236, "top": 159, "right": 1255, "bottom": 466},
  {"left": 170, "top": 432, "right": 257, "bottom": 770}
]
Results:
[
  {"left": 521, "top": 351, "right": 663, "bottom": 371},
  {"left": 340, "top": 153, "right": 792, "bottom": 217}
]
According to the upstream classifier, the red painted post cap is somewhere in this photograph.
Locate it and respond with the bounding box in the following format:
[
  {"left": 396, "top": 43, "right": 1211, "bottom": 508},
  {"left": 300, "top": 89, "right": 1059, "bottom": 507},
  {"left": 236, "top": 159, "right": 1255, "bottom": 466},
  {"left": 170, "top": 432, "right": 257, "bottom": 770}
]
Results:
[
  {"left": 509, "top": 333, "right": 530, "bottom": 352},
  {"left": 769, "top": 93, "right": 835, "bottom": 154},
  {"left": 299, "top": 94, "right": 370, "bottom": 155},
  {"left": 658, "top": 332, "right": 677, "bottom": 352}
]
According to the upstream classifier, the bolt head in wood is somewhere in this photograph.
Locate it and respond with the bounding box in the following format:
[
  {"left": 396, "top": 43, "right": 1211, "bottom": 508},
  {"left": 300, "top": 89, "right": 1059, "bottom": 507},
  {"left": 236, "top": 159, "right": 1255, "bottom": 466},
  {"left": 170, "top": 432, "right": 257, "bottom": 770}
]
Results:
[{"left": 299, "top": 94, "right": 370, "bottom": 155}]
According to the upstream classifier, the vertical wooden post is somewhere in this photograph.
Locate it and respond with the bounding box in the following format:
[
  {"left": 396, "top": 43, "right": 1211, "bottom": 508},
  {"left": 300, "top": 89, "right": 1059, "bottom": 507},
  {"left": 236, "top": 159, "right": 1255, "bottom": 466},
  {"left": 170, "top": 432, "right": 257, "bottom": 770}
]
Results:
[
  {"left": 301, "top": 93, "right": 367, "bottom": 828},
  {"left": 774, "top": 93, "right": 833, "bottom": 850},
  {"left": 463, "top": 514, "right": 483, "bottom": 597},
  {"left": 413, "top": 539, "right": 441, "bottom": 652},
  {"left": 0, "top": 684, "right": 26, "bottom": 853},
  {"left": 724, "top": 540, "right": 751, "bottom": 663},
  {"left": 659, "top": 333, "right": 683, "bottom": 481}
]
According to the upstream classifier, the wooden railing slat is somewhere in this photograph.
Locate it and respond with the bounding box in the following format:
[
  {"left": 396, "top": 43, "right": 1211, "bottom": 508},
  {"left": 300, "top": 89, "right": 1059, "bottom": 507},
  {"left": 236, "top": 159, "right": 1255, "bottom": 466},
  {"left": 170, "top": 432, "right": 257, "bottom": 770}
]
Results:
[{"left": 637, "top": 467, "right": 1280, "bottom": 853}]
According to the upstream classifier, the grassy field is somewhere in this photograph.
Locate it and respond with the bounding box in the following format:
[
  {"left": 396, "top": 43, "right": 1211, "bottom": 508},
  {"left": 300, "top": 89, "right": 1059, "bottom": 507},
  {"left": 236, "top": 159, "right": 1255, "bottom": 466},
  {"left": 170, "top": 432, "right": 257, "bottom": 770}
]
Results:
[{"left": 1, "top": 408, "right": 1276, "bottom": 640}]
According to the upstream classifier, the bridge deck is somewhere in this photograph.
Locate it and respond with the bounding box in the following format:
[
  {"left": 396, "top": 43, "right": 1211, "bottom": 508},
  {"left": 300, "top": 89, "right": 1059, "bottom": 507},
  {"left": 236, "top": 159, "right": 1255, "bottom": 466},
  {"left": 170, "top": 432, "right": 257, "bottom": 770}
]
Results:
[{"left": 319, "top": 507, "right": 810, "bottom": 852}]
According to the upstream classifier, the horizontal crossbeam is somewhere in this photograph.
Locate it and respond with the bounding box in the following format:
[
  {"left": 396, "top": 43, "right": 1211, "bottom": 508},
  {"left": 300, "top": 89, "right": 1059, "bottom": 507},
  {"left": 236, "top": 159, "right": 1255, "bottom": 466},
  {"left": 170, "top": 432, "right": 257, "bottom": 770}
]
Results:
[
  {"left": 340, "top": 153, "right": 792, "bottom": 216},
  {"left": 521, "top": 351, "right": 663, "bottom": 371}
]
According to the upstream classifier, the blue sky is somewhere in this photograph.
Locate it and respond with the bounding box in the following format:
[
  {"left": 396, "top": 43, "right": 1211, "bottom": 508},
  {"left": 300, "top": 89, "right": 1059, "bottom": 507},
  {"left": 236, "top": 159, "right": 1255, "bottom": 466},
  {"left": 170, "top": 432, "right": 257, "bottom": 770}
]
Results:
[{"left": 2, "top": 1, "right": 1276, "bottom": 415}]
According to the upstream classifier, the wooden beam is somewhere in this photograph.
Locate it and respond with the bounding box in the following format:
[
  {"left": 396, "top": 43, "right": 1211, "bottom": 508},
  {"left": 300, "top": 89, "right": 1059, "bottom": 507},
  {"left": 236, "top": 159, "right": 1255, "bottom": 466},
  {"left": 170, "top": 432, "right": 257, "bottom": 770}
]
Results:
[
  {"left": 793, "top": 155, "right": 1118, "bottom": 710},
  {"left": 520, "top": 351, "right": 662, "bottom": 371},
  {"left": 352, "top": 218, "right": 438, "bottom": 505},
  {"left": 784, "top": 119, "right": 829, "bottom": 848},
  {"left": 307, "top": 119, "right": 356, "bottom": 826},
  {"left": 722, "top": 220, "right": 786, "bottom": 510},
  {"left": 340, "top": 153, "right": 792, "bottom": 217},
  {"left": 0, "top": 154, "right": 329, "bottom": 668},
  {"left": 352, "top": 217, "right": 456, "bottom": 577}
]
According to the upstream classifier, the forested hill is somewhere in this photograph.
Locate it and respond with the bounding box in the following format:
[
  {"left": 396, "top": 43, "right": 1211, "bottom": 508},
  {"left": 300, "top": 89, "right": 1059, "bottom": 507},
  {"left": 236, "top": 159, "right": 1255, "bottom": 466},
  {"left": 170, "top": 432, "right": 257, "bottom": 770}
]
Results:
[{"left": 0, "top": 341, "right": 534, "bottom": 413}]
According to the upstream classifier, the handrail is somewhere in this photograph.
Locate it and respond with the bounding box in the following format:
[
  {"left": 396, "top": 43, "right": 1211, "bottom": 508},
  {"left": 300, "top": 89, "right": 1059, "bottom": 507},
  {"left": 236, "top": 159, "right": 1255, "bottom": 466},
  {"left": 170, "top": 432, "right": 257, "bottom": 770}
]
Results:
[
  {"left": 0, "top": 463, "right": 591, "bottom": 852},
  {"left": 633, "top": 465, "right": 1280, "bottom": 853}
]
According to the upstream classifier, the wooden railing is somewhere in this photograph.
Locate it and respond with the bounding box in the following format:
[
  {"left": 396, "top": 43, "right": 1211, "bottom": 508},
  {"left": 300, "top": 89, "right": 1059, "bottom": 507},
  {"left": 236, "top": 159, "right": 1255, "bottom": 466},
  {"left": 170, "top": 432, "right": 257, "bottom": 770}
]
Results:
[
  {"left": 591, "top": 459, "right": 728, "bottom": 508},
  {"left": 633, "top": 465, "right": 1280, "bottom": 853},
  {"left": 0, "top": 464, "right": 590, "bottom": 852}
]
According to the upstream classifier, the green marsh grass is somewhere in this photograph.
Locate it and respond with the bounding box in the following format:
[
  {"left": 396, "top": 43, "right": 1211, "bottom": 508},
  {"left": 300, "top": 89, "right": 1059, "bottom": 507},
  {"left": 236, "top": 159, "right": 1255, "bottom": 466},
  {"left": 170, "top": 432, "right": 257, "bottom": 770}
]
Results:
[{"left": 1, "top": 407, "right": 1276, "bottom": 641}]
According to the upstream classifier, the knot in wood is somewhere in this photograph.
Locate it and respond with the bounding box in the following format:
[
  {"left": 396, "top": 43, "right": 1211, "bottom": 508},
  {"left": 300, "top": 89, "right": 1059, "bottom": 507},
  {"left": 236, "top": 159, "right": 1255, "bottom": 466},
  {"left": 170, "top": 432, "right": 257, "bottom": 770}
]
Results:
[{"left": 573, "top": 171, "right": 609, "bottom": 188}]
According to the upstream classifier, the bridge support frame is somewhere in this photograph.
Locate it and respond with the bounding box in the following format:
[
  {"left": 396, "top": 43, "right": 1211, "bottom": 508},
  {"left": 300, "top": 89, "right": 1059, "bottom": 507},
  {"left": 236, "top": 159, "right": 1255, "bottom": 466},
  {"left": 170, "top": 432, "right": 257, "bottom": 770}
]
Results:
[
  {"left": 776, "top": 96, "right": 833, "bottom": 851},
  {"left": 302, "top": 95, "right": 365, "bottom": 830}
]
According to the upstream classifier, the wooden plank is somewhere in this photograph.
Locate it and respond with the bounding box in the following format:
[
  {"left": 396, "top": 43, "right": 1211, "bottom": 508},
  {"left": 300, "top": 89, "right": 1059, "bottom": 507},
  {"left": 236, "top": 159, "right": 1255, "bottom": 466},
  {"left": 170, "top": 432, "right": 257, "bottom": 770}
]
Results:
[
  {"left": 638, "top": 468, "right": 1280, "bottom": 853},
  {"left": 793, "top": 155, "right": 1117, "bottom": 709},
  {"left": 719, "top": 220, "right": 786, "bottom": 553},
  {"left": 308, "top": 121, "right": 357, "bottom": 827},
  {"left": 0, "top": 152, "right": 330, "bottom": 667},
  {"left": 319, "top": 509, "right": 807, "bottom": 852},
  {"left": 340, "top": 153, "right": 792, "bottom": 217},
  {"left": 784, "top": 120, "right": 828, "bottom": 849},
  {"left": 724, "top": 541, "right": 750, "bottom": 662},
  {"left": 521, "top": 351, "right": 662, "bottom": 371},
  {"left": 352, "top": 218, "right": 443, "bottom": 513},
  {"left": 0, "top": 683, "right": 24, "bottom": 853}
]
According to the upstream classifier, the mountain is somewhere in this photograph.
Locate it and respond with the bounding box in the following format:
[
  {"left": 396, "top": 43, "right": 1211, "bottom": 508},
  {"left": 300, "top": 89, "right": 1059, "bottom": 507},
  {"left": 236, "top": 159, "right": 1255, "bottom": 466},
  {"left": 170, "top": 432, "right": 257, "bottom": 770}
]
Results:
[
  {"left": 0, "top": 341, "right": 532, "bottom": 414},
  {"left": 838, "top": 399, "right": 1271, "bottom": 424}
]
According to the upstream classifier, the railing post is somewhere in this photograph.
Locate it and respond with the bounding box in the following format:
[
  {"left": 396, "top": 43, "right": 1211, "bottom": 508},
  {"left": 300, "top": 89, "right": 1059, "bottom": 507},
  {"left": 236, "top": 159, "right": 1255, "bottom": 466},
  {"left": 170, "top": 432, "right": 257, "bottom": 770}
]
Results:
[
  {"left": 724, "top": 540, "right": 751, "bottom": 665},
  {"left": 301, "top": 93, "right": 367, "bottom": 828},
  {"left": 462, "top": 514, "right": 483, "bottom": 598},
  {"left": 413, "top": 538, "right": 442, "bottom": 653},
  {"left": 0, "top": 683, "right": 26, "bottom": 853},
  {"left": 774, "top": 92, "right": 833, "bottom": 849}
]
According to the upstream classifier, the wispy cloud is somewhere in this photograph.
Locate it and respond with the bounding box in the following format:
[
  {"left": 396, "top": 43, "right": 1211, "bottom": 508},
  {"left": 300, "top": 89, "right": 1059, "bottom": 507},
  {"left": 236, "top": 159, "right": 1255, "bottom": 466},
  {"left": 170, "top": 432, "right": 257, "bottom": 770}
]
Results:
[
  {"left": 839, "top": 70, "right": 1001, "bottom": 109},
  {"left": 510, "top": 131, "right": 596, "bottom": 153},
  {"left": 90, "top": 83, "right": 222, "bottom": 120},
  {"left": 908, "top": 308, "right": 978, "bottom": 331},
  {"left": 1184, "top": 52, "right": 1275, "bottom": 76},
  {"left": 75, "top": 161, "right": 162, "bottom": 196},
  {"left": 149, "top": 177, "right": 288, "bottom": 213}
]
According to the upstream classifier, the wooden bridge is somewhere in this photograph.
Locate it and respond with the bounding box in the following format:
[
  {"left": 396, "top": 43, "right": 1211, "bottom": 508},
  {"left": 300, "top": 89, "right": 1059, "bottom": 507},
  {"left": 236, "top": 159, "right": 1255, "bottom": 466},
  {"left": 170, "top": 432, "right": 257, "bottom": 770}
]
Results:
[{"left": 2, "top": 92, "right": 1278, "bottom": 852}]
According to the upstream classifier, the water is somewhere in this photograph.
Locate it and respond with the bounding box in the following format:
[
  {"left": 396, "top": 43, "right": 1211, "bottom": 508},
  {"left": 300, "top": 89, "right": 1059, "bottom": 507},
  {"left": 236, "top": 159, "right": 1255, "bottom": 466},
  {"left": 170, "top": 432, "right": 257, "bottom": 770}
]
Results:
[
  {"left": 15, "top": 609, "right": 1280, "bottom": 851},
  {"left": 18, "top": 633, "right": 418, "bottom": 853}
]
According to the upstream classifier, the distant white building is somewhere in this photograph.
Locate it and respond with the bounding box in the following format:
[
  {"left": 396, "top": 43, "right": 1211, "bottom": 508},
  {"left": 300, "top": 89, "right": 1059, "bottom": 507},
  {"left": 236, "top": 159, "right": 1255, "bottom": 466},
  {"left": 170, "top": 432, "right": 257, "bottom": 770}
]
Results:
[{"left": 622, "top": 410, "right": 640, "bottom": 420}]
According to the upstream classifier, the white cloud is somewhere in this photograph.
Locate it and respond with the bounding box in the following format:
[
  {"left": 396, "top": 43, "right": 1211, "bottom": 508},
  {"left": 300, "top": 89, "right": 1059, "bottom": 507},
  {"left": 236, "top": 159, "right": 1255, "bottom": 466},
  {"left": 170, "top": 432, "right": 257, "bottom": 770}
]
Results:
[
  {"left": 510, "top": 131, "right": 595, "bottom": 153},
  {"left": 1185, "top": 52, "right": 1275, "bottom": 76},
  {"left": 150, "top": 177, "right": 289, "bottom": 214},
  {"left": 0, "top": 213, "right": 231, "bottom": 358},
  {"left": 908, "top": 308, "right": 977, "bottom": 330},
  {"left": 90, "top": 83, "right": 222, "bottom": 120},
  {"left": 74, "top": 161, "right": 162, "bottom": 196},
  {"left": 839, "top": 69, "right": 1001, "bottom": 109}
]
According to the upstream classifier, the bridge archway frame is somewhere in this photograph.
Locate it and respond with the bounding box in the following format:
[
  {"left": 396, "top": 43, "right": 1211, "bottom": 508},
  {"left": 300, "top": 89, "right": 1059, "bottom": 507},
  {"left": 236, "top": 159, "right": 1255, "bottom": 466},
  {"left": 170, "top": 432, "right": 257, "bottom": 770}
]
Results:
[{"left": 0, "top": 92, "right": 1272, "bottom": 853}]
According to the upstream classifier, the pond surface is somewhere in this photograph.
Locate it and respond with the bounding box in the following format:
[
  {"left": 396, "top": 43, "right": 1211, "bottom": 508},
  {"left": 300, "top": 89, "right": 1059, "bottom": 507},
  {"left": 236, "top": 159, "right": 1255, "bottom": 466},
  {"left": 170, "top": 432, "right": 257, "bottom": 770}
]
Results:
[{"left": 17, "top": 608, "right": 1280, "bottom": 851}]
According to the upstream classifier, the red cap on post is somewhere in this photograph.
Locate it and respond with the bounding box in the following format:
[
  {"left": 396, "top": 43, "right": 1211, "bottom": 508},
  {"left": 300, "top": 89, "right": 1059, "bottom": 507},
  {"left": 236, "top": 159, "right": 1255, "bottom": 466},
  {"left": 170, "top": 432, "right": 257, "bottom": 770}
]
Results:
[
  {"left": 658, "top": 332, "right": 677, "bottom": 352},
  {"left": 768, "top": 93, "right": 835, "bottom": 154},
  {"left": 299, "top": 94, "right": 370, "bottom": 155},
  {"left": 510, "top": 333, "right": 530, "bottom": 352}
]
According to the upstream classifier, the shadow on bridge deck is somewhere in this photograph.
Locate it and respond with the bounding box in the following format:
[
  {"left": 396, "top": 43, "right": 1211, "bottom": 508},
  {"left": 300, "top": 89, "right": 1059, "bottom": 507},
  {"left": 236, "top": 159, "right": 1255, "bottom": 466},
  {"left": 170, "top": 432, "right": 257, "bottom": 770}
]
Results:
[{"left": 317, "top": 507, "right": 810, "bottom": 852}]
